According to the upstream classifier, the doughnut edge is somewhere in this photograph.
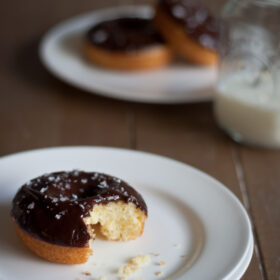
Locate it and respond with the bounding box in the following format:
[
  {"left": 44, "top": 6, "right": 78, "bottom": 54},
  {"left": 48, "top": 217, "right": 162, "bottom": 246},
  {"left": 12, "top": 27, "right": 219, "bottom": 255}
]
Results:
[
  {"left": 84, "top": 42, "right": 173, "bottom": 71},
  {"left": 12, "top": 218, "right": 92, "bottom": 264}
]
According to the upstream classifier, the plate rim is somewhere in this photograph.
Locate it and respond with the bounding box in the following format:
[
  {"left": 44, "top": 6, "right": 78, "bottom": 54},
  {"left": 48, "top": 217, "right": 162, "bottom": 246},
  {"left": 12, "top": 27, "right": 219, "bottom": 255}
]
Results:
[
  {"left": 0, "top": 146, "right": 253, "bottom": 279},
  {"left": 226, "top": 232, "right": 254, "bottom": 280},
  {"left": 39, "top": 5, "right": 215, "bottom": 104}
]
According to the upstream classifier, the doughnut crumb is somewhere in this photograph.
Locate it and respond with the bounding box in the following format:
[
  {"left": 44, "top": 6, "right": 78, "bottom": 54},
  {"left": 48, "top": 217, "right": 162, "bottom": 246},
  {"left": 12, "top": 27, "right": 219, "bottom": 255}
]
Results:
[
  {"left": 129, "top": 255, "right": 151, "bottom": 266},
  {"left": 118, "top": 264, "right": 139, "bottom": 275},
  {"left": 151, "top": 253, "right": 160, "bottom": 257},
  {"left": 118, "top": 254, "right": 151, "bottom": 278}
]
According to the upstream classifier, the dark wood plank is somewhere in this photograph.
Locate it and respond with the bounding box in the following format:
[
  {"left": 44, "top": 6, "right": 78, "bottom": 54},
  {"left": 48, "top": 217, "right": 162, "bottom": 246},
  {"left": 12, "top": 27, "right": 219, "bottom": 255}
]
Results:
[
  {"left": 239, "top": 147, "right": 280, "bottom": 280},
  {"left": 134, "top": 102, "right": 263, "bottom": 280},
  {"left": 0, "top": 0, "right": 132, "bottom": 157}
]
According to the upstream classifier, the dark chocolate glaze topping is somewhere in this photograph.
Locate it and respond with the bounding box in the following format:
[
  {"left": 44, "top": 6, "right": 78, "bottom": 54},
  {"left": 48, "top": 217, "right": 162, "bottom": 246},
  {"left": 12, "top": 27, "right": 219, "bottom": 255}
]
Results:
[
  {"left": 159, "top": 0, "right": 219, "bottom": 50},
  {"left": 86, "top": 17, "right": 165, "bottom": 52},
  {"left": 11, "top": 171, "right": 147, "bottom": 247}
]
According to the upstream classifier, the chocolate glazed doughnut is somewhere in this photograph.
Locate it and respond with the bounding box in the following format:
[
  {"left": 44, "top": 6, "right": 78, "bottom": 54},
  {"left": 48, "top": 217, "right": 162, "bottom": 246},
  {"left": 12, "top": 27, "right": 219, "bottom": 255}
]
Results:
[
  {"left": 85, "top": 17, "right": 173, "bottom": 70},
  {"left": 11, "top": 171, "right": 147, "bottom": 264},
  {"left": 154, "top": 0, "right": 219, "bottom": 65}
]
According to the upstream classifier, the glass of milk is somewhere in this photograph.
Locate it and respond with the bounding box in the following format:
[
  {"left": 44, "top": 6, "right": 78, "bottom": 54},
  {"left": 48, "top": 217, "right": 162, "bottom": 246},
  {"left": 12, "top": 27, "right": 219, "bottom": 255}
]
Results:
[{"left": 214, "top": 0, "right": 280, "bottom": 148}]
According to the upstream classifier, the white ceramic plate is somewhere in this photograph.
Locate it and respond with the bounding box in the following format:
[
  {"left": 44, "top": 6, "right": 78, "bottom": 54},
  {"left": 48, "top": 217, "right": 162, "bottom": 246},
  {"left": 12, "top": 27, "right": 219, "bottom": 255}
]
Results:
[
  {"left": 39, "top": 6, "right": 217, "bottom": 104},
  {"left": 0, "top": 147, "right": 252, "bottom": 280}
]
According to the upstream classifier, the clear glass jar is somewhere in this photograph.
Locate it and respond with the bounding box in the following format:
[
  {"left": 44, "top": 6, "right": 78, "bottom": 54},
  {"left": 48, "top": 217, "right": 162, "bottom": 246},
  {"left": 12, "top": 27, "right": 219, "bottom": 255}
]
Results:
[{"left": 214, "top": 0, "right": 280, "bottom": 148}]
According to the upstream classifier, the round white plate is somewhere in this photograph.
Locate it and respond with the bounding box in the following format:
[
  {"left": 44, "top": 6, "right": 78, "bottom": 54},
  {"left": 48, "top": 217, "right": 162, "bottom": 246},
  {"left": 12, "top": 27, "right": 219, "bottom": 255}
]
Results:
[
  {"left": 40, "top": 6, "right": 217, "bottom": 104},
  {"left": 0, "top": 147, "right": 252, "bottom": 280}
]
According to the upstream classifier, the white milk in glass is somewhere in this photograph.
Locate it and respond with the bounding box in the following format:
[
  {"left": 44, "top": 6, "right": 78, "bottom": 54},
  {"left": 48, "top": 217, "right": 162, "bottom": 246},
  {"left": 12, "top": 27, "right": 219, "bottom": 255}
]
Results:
[
  {"left": 216, "top": 0, "right": 280, "bottom": 148},
  {"left": 215, "top": 71, "right": 280, "bottom": 148}
]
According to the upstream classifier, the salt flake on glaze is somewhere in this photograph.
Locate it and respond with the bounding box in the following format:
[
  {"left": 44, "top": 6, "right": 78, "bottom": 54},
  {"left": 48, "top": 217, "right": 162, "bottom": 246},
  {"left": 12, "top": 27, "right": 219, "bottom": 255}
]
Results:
[
  {"left": 81, "top": 178, "right": 88, "bottom": 184},
  {"left": 27, "top": 202, "right": 35, "bottom": 209}
]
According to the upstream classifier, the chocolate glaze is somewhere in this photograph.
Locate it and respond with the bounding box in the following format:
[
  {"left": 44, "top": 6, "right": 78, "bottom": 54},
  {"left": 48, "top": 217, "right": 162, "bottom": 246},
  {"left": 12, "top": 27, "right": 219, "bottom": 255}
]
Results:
[
  {"left": 86, "top": 17, "right": 165, "bottom": 52},
  {"left": 159, "top": 0, "right": 219, "bottom": 50},
  {"left": 11, "top": 171, "right": 147, "bottom": 247}
]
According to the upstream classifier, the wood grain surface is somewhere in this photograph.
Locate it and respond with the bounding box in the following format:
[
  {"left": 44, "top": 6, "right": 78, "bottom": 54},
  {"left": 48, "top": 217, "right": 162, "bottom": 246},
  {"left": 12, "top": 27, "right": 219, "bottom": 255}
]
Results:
[{"left": 0, "top": 0, "right": 279, "bottom": 279}]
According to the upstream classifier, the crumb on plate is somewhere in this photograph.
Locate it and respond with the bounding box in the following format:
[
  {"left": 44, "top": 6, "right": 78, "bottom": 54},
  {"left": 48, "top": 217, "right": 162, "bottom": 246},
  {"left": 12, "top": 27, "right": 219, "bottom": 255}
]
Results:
[
  {"left": 119, "top": 264, "right": 139, "bottom": 275},
  {"left": 129, "top": 255, "right": 151, "bottom": 266},
  {"left": 82, "top": 271, "right": 91, "bottom": 276},
  {"left": 152, "top": 253, "right": 160, "bottom": 257}
]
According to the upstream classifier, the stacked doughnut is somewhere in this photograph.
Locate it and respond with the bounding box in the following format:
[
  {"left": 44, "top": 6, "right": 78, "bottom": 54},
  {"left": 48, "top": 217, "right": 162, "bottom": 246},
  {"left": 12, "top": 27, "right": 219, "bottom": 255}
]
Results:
[{"left": 85, "top": 0, "right": 219, "bottom": 70}]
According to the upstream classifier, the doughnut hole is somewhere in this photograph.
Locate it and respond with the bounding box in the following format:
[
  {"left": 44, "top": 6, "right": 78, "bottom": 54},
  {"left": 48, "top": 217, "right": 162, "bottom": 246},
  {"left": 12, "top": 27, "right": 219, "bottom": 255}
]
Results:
[{"left": 83, "top": 201, "right": 146, "bottom": 241}]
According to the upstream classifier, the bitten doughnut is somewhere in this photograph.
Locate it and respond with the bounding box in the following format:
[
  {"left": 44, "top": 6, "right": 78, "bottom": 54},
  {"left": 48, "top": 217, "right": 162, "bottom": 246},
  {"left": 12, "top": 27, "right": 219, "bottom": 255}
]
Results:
[
  {"left": 85, "top": 17, "right": 172, "bottom": 70},
  {"left": 154, "top": 0, "right": 219, "bottom": 65},
  {"left": 11, "top": 171, "right": 148, "bottom": 264}
]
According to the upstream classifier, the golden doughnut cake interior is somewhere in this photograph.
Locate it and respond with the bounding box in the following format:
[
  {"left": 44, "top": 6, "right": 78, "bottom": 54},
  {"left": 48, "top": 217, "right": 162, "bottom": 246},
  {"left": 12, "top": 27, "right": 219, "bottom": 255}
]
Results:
[{"left": 84, "top": 201, "right": 146, "bottom": 241}]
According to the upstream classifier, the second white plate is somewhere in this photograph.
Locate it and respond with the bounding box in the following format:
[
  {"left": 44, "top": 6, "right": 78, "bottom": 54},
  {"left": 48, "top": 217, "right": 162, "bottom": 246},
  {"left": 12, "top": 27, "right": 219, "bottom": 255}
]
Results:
[{"left": 40, "top": 6, "right": 217, "bottom": 104}]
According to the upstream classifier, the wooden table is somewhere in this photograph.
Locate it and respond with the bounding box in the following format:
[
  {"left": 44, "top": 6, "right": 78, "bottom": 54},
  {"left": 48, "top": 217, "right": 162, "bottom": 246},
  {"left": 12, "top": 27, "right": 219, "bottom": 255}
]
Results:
[{"left": 0, "top": 1, "right": 279, "bottom": 279}]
